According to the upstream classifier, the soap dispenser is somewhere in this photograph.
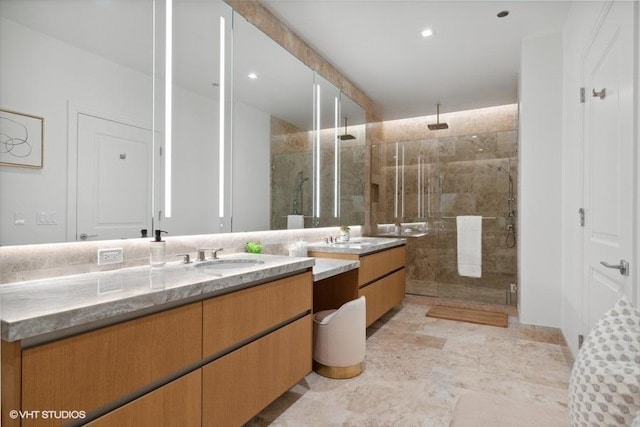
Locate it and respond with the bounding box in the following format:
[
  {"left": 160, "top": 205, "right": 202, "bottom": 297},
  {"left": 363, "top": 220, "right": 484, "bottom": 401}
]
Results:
[{"left": 150, "top": 230, "right": 168, "bottom": 268}]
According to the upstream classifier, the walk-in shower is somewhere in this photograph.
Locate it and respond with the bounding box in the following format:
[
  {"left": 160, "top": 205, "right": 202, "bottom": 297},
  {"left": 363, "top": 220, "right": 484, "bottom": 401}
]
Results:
[{"left": 375, "top": 105, "right": 519, "bottom": 306}]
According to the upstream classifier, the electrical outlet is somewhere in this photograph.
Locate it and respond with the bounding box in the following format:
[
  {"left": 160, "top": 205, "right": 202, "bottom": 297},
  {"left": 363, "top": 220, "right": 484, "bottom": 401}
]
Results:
[
  {"left": 510, "top": 283, "right": 517, "bottom": 293},
  {"left": 98, "top": 248, "right": 124, "bottom": 265}
]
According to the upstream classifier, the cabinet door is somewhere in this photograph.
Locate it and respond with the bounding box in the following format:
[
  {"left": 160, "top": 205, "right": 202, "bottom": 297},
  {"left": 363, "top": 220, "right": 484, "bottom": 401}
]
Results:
[
  {"left": 21, "top": 303, "right": 202, "bottom": 427},
  {"left": 358, "top": 246, "right": 406, "bottom": 286},
  {"left": 203, "top": 272, "right": 311, "bottom": 357},
  {"left": 202, "top": 315, "right": 312, "bottom": 426},
  {"left": 86, "top": 370, "right": 201, "bottom": 427},
  {"left": 359, "top": 269, "right": 406, "bottom": 326}
]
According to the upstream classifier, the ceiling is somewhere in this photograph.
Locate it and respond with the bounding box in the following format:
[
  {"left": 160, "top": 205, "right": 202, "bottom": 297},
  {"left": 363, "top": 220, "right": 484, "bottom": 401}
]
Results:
[
  {"left": 261, "top": 0, "right": 572, "bottom": 121},
  {"left": 1, "top": 0, "right": 572, "bottom": 124}
]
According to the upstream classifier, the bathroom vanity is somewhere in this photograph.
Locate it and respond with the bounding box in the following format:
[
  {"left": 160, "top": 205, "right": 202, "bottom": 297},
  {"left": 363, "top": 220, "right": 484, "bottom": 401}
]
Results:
[
  {"left": 0, "top": 254, "right": 314, "bottom": 427},
  {"left": 307, "top": 237, "right": 407, "bottom": 326}
]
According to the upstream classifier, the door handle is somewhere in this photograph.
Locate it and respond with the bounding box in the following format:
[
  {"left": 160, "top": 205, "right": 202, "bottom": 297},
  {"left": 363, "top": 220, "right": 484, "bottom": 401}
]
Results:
[
  {"left": 79, "top": 233, "right": 99, "bottom": 241},
  {"left": 600, "top": 259, "right": 629, "bottom": 276}
]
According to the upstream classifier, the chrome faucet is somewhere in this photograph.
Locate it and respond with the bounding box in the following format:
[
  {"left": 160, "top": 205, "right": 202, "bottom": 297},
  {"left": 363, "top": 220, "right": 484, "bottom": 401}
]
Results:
[
  {"left": 197, "top": 248, "right": 224, "bottom": 260},
  {"left": 176, "top": 253, "right": 191, "bottom": 264},
  {"left": 210, "top": 248, "right": 224, "bottom": 259}
]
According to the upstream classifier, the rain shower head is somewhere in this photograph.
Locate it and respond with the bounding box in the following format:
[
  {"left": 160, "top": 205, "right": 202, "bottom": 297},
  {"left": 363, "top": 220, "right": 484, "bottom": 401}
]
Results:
[
  {"left": 428, "top": 123, "right": 449, "bottom": 130},
  {"left": 340, "top": 117, "right": 356, "bottom": 140},
  {"left": 428, "top": 103, "right": 449, "bottom": 130}
]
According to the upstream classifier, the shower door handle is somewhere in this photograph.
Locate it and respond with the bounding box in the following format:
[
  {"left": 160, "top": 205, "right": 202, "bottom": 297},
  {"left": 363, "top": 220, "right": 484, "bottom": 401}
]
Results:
[{"left": 600, "top": 259, "right": 629, "bottom": 276}]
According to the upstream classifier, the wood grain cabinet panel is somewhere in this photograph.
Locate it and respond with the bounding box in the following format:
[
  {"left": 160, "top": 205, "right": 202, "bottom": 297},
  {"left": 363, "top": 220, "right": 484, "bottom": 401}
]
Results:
[
  {"left": 357, "top": 246, "right": 406, "bottom": 286},
  {"left": 202, "top": 271, "right": 312, "bottom": 357},
  {"left": 359, "top": 269, "right": 406, "bottom": 326},
  {"left": 308, "top": 246, "right": 406, "bottom": 286},
  {"left": 202, "top": 315, "right": 312, "bottom": 427},
  {"left": 86, "top": 370, "right": 202, "bottom": 427},
  {"left": 21, "top": 302, "right": 202, "bottom": 427}
]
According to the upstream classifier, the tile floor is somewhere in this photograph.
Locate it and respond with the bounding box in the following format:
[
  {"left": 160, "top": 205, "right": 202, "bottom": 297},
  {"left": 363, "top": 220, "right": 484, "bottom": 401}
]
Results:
[{"left": 248, "top": 295, "right": 572, "bottom": 426}]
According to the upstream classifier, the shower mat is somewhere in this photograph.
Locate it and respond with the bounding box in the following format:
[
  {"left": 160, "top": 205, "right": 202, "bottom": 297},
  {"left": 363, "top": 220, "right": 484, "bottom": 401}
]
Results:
[{"left": 426, "top": 305, "right": 508, "bottom": 328}]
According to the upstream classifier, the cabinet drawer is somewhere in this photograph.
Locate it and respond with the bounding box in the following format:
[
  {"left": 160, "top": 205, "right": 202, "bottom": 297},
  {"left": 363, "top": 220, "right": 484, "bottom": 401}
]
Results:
[
  {"left": 86, "top": 370, "right": 201, "bottom": 427},
  {"left": 202, "top": 315, "right": 312, "bottom": 426},
  {"left": 203, "top": 271, "right": 312, "bottom": 357},
  {"left": 359, "top": 268, "right": 406, "bottom": 326},
  {"left": 358, "top": 246, "right": 406, "bottom": 286},
  {"left": 21, "top": 303, "right": 202, "bottom": 427}
]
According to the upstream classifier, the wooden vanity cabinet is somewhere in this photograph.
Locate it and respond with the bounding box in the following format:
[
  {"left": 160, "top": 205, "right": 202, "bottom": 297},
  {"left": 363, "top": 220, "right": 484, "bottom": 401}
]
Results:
[
  {"left": 201, "top": 272, "right": 313, "bottom": 426},
  {"left": 202, "top": 272, "right": 312, "bottom": 357},
  {"left": 309, "top": 245, "right": 406, "bottom": 326},
  {"left": 86, "top": 370, "right": 202, "bottom": 427},
  {"left": 202, "top": 315, "right": 312, "bottom": 426},
  {"left": 20, "top": 302, "right": 203, "bottom": 427},
  {"left": 2, "top": 270, "right": 313, "bottom": 427}
]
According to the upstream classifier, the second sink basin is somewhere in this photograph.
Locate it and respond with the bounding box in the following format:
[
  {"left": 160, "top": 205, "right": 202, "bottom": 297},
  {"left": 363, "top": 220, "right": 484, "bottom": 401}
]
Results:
[{"left": 194, "top": 258, "right": 265, "bottom": 270}]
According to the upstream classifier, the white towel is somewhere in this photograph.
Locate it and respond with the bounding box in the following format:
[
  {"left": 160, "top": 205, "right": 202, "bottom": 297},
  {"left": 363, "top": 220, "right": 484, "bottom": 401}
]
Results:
[
  {"left": 457, "top": 216, "right": 482, "bottom": 278},
  {"left": 287, "top": 215, "right": 304, "bottom": 229}
]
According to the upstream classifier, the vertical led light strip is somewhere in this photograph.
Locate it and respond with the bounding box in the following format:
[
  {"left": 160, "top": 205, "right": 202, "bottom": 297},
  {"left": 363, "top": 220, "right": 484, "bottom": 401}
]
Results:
[
  {"left": 164, "top": 0, "right": 173, "bottom": 218},
  {"left": 394, "top": 142, "right": 398, "bottom": 219},
  {"left": 417, "top": 155, "right": 422, "bottom": 217},
  {"left": 152, "top": 0, "right": 157, "bottom": 226},
  {"left": 401, "top": 145, "right": 405, "bottom": 219},
  {"left": 218, "top": 16, "right": 226, "bottom": 218},
  {"left": 333, "top": 96, "right": 339, "bottom": 218},
  {"left": 315, "top": 84, "right": 321, "bottom": 219}
]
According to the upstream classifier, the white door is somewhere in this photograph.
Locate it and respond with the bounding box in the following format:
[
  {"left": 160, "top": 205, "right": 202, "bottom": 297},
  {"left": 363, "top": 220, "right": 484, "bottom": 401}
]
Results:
[
  {"left": 582, "top": 1, "right": 635, "bottom": 331},
  {"left": 77, "top": 114, "right": 153, "bottom": 241}
]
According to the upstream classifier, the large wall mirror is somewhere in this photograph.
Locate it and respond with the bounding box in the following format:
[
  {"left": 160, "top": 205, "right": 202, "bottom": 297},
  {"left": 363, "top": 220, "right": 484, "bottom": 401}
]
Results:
[
  {"left": 0, "top": 0, "right": 365, "bottom": 246},
  {"left": 0, "top": 0, "right": 157, "bottom": 246},
  {"left": 231, "top": 12, "right": 313, "bottom": 232}
]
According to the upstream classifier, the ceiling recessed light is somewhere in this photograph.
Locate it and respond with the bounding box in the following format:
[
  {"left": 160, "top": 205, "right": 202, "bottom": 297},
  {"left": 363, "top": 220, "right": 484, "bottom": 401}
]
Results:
[
  {"left": 248, "top": 73, "right": 258, "bottom": 79},
  {"left": 421, "top": 28, "right": 434, "bottom": 38},
  {"left": 497, "top": 10, "right": 509, "bottom": 18}
]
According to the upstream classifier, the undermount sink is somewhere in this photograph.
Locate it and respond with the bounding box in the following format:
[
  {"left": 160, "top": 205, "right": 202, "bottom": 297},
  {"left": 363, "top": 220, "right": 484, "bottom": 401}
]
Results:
[
  {"left": 193, "top": 258, "right": 265, "bottom": 270},
  {"left": 332, "top": 240, "right": 373, "bottom": 246}
]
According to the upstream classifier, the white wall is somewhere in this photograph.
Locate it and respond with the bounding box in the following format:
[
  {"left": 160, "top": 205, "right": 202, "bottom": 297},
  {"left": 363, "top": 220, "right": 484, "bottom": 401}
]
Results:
[
  {"left": 231, "top": 102, "right": 271, "bottom": 232},
  {"left": 518, "top": 32, "right": 563, "bottom": 327}
]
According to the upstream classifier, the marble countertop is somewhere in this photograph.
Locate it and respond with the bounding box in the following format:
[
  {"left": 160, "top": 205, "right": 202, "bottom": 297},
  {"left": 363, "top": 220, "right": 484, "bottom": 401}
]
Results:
[
  {"left": 0, "top": 253, "right": 314, "bottom": 342},
  {"left": 306, "top": 237, "right": 406, "bottom": 255},
  {"left": 375, "top": 231, "right": 434, "bottom": 238},
  {"left": 312, "top": 258, "right": 359, "bottom": 282}
]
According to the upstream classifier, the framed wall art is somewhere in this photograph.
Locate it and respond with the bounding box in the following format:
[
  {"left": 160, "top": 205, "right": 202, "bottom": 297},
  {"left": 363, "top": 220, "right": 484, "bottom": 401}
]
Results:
[{"left": 0, "top": 109, "right": 44, "bottom": 168}]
